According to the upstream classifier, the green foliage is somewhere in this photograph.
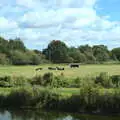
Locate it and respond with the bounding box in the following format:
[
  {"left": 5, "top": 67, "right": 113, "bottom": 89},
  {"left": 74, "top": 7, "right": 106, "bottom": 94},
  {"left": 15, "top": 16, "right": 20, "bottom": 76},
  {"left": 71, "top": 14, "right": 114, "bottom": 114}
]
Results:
[
  {"left": 42, "top": 72, "right": 54, "bottom": 86},
  {"left": 4, "top": 88, "right": 32, "bottom": 107},
  {"left": 52, "top": 75, "right": 70, "bottom": 88},
  {"left": 95, "top": 72, "right": 113, "bottom": 88},
  {"left": 111, "top": 75, "right": 120, "bottom": 87},
  {"left": 112, "top": 47, "right": 120, "bottom": 61},
  {"left": 0, "top": 53, "right": 9, "bottom": 65},
  {"left": 10, "top": 50, "right": 30, "bottom": 65},
  {"left": 43, "top": 40, "right": 69, "bottom": 63},
  {"left": 0, "top": 36, "right": 47, "bottom": 65},
  {"left": 0, "top": 76, "right": 12, "bottom": 87},
  {"left": 0, "top": 73, "right": 120, "bottom": 113},
  {"left": 69, "top": 47, "right": 87, "bottom": 63},
  {"left": 8, "top": 38, "right": 26, "bottom": 51},
  {"left": 32, "top": 73, "right": 54, "bottom": 86},
  {"left": 32, "top": 75, "right": 43, "bottom": 85},
  {"left": 0, "top": 36, "right": 119, "bottom": 64},
  {"left": 93, "top": 45, "right": 110, "bottom": 62}
]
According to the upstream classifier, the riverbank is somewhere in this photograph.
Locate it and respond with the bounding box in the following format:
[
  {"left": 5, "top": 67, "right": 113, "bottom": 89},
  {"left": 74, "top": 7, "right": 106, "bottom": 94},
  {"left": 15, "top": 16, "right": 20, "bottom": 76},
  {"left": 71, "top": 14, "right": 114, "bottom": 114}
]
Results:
[
  {"left": 0, "top": 72, "right": 120, "bottom": 113},
  {"left": 1, "top": 109, "right": 120, "bottom": 120},
  {"left": 0, "top": 87, "right": 120, "bottom": 113}
]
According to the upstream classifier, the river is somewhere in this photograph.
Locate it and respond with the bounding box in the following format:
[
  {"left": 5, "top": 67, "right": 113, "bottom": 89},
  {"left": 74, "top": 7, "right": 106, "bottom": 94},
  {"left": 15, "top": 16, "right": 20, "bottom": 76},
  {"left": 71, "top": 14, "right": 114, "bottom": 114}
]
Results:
[{"left": 0, "top": 109, "right": 120, "bottom": 120}]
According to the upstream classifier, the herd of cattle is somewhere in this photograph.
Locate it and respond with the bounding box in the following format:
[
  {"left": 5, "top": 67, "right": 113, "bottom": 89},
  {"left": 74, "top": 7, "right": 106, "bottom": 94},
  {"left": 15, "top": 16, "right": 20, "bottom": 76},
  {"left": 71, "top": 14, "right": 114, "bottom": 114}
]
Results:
[{"left": 35, "top": 64, "right": 80, "bottom": 71}]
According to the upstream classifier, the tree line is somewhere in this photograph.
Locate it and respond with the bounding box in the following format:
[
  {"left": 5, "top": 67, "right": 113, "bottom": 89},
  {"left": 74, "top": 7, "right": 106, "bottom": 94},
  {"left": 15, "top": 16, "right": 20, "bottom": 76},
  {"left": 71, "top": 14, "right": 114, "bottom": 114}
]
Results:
[
  {"left": 0, "top": 37, "right": 47, "bottom": 65},
  {"left": 43, "top": 40, "right": 120, "bottom": 63},
  {"left": 0, "top": 37, "right": 120, "bottom": 65}
]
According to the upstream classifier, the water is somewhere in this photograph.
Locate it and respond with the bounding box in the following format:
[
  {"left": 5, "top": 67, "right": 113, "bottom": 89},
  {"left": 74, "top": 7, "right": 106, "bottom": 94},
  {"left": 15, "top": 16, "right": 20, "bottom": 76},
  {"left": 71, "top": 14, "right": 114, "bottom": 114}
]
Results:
[{"left": 0, "top": 109, "right": 120, "bottom": 120}]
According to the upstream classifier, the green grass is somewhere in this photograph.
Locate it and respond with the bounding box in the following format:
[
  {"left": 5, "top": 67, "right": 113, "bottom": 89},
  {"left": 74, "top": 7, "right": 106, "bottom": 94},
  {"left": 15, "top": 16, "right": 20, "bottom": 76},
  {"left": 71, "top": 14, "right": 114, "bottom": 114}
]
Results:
[
  {"left": 0, "top": 64, "right": 120, "bottom": 78},
  {"left": 0, "top": 87, "right": 80, "bottom": 97}
]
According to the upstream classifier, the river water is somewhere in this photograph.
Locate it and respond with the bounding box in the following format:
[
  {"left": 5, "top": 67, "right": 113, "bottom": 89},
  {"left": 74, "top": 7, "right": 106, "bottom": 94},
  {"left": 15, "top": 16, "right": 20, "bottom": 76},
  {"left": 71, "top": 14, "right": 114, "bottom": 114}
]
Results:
[{"left": 0, "top": 110, "right": 120, "bottom": 120}]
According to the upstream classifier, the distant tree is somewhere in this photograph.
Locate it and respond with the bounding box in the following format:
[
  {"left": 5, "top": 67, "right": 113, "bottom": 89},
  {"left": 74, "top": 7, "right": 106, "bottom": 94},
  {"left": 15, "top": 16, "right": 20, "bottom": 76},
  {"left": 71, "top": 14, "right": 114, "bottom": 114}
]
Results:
[
  {"left": 9, "top": 51, "right": 30, "bottom": 65},
  {"left": 8, "top": 38, "right": 26, "bottom": 51},
  {"left": 112, "top": 47, "right": 120, "bottom": 61},
  {"left": 26, "top": 50, "right": 42, "bottom": 65},
  {"left": 69, "top": 47, "right": 87, "bottom": 63},
  {"left": 0, "top": 37, "right": 9, "bottom": 53},
  {"left": 43, "top": 40, "right": 69, "bottom": 63},
  {"left": 93, "top": 45, "right": 110, "bottom": 62},
  {"left": 0, "top": 53, "right": 9, "bottom": 65},
  {"left": 78, "top": 45, "right": 96, "bottom": 63}
]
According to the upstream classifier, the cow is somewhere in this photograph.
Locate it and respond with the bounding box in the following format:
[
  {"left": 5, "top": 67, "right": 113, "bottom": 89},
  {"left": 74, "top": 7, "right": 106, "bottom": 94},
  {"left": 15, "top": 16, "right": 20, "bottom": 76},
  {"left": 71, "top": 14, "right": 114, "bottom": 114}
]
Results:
[
  {"left": 56, "top": 67, "right": 65, "bottom": 70},
  {"left": 69, "top": 63, "right": 80, "bottom": 68},
  {"left": 35, "top": 68, "right": 43, "bottom": 71},
  {"left": 48, "top": 67, "right": 57, "bottom": 70}
]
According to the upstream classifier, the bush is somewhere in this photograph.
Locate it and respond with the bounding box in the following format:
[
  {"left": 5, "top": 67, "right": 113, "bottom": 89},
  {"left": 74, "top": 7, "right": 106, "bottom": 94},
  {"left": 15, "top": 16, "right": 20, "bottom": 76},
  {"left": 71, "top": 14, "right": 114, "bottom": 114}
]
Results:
[
  {"left": 111, "top": 75, "right": 120, "bottom": 87},
  {"left": 52, "top": 75, "right": 70, "bottom": 88},
  {"left": 69, "top": 77, "right": 81, "bottom": 88},
  {"left": 42, "top": 73, "right": 54, "bottom": 86},
  {"left": 5, "top": 88, "right": 32, "bottom": 107},
  {"left": 95, "top": 72, "right": 113, "bottom": 88},
  {"left": 0, "top": 76, "right": 13, "bottom": 87},
  {"left": 0, "top": 53, "right": 9, "bottom": 65},
  {"left": 32, "top": 75, "right": 43, "bottom": 85},
  {"left": 12, "top": 76, "right": 29, "bottom": 87}
]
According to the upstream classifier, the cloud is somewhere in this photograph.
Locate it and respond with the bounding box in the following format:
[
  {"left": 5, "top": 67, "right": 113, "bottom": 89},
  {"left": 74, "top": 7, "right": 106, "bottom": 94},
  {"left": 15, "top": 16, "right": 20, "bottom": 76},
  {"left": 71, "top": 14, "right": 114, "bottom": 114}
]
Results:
[
  {"left": 0, "top": 0, "right": 120, "bottom": 49},
  {"left": 0, "top": 17, "right": 18, "bottom": 31}
]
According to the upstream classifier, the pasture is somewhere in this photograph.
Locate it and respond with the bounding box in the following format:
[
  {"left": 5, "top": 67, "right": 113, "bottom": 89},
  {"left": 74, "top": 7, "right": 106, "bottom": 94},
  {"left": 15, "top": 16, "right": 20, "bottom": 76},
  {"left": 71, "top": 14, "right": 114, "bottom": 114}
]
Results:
[
  {"left": 0, "top": 64, "right": 120, "bottom": 112},
  {"left": 0, "top": 64, "right": 119, "bottom": 78}
]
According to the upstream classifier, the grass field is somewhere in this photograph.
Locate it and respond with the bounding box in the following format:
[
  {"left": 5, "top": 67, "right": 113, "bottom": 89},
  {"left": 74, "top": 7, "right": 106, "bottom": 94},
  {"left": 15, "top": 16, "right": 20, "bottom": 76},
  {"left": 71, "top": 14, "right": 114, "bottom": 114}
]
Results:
[
  {"left": 0, "top": 64, "right": 120, "bottom": 78},
  {"left": 0, "top": 64, "right": 120, "bottom": 112}
]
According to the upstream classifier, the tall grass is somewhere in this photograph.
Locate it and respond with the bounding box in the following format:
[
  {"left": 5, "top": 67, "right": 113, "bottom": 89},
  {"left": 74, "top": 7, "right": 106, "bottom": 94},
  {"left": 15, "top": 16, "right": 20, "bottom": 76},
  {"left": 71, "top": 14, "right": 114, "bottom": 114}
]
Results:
[{"left": 0, "top": 72, "right": 120, "bottom": 113}]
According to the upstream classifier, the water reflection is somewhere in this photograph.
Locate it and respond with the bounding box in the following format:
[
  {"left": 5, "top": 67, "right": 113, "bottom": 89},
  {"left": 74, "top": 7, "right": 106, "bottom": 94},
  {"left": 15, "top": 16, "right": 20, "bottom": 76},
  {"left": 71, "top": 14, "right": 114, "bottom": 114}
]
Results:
[{"left": 0, "top": 109, "right": 120, "bottom": 120}]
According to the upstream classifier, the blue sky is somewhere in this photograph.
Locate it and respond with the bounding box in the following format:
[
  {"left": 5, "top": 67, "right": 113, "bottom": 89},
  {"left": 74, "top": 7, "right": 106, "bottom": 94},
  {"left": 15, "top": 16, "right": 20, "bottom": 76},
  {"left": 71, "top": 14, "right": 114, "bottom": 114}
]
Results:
[{"left": 0, "top": 0, "right": 120, "bottom": 50}]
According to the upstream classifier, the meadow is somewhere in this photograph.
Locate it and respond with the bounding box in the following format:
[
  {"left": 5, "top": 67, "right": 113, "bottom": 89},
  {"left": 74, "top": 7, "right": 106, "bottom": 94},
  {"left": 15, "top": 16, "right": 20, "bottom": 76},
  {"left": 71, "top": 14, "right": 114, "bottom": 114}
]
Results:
[
  {"left": 0, "top": 64, "right": 120, "bottom": 113},
  {"left": 0, "top": 64, "right": 120, "bottom": 78}
]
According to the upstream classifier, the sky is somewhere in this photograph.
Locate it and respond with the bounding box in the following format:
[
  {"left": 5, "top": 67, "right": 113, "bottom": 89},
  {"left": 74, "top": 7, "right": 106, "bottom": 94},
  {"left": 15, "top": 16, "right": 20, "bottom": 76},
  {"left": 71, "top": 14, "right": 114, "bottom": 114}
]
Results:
[{"left": 0, "top": 0, "right": 120, "bottom": 50}]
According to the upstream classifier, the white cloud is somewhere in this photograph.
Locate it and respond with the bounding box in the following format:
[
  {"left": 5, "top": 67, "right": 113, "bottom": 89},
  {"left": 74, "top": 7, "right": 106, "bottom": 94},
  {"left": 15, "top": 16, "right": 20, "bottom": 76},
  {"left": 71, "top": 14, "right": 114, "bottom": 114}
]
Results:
[
  {"left": 16, "top": 0, "right": 38, "bottom": 8},
  {"left": 0, "top": 17, "right": 18, "bottom": 30},
  {"left": 0, "top": 0, "right": 120, "bottom": 49}
]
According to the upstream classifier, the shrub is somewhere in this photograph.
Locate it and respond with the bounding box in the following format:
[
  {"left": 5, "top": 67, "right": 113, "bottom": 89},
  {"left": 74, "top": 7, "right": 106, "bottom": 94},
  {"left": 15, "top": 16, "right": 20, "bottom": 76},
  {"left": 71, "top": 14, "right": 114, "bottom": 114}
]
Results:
[
  {"left": 52, "top": 75, "right": 70, "bottom": 88},
  {"left": 95, "top": 72, "right": 113, "bottom": 88},
  {"left": 12, "top": 76, "right": 29, "bottom": 87},
  {"left": 111, "top": 75, "right": 120, "bottom": 87},
  {"left": 69, "top": 77, "right": 81, "bottom": 88},
  {"left": 42, "top": 73, "right": 54, "bottom": 86},
  {"left": 0, "top": 76, "right": 13, "bottom": 87},
  {"left": 32, "top": 75, "right": 43, "bottom": 85},
  {"left": 4, "top": 88, "right": 33, "bottom": 108}
]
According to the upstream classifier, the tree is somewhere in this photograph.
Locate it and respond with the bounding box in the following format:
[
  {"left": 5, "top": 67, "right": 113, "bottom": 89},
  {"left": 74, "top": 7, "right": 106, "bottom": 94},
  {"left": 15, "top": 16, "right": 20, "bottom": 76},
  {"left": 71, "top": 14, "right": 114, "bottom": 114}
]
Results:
[
  {"left": 43, "top": 40, "right": 69, "bottom": 63},
  {"left": 0, "top": 37, "right": 9, "bottom": 53},
  {"left": 112, "top": 47, "right": 120, "bottom": 61},
  {"left": 0, "top": 53, "right": 9, "bottom": 65},
  {"left": 69, "top": 47, "right": 87, "bottom": 63},
  {"left": 26, "top": 50, "right": 41, "bottom": 65},
  {"left": 8, "top": 38, "right": 26, "bottom": 51},
  {"left": 93, "top": 45, "right": 110, "bottom": 62},
  {"left": 78, "top": 45, "right": 96, "bottom": 63},
  {"left": 9, "top": 51, "right": 30, "bottom": 65}
]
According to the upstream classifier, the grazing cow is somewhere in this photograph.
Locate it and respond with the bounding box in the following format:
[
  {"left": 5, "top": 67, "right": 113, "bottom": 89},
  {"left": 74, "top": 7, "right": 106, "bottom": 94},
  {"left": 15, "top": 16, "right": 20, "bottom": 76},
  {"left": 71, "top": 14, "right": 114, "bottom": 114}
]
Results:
[
  {"left": 56, "top": 67, "right": 64, "bottom": 70},
  {"left": 35, "top": 67, "right": 43, "bottom": 71},
  {"left": 69, "top": 64, "right": 79, "bottom": 68},
  {"left": 48, "top": 67, "right": 57, "bottom": 70}
]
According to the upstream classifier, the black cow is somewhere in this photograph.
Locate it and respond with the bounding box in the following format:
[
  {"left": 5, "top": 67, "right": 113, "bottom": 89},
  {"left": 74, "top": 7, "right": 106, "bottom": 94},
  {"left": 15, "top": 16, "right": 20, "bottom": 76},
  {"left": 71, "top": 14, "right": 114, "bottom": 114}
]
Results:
[
  {"left": 48, "top": 67, "right": 57, "bottom": 70},
  {"left": 35, "top": 68, "right": 43, "bottom": 71},
  {"left": 69, "top": 64, "right": 79, "bottom": 68},
  {"left": 56, "top": 67, "right": 64, "bottom": 70}
]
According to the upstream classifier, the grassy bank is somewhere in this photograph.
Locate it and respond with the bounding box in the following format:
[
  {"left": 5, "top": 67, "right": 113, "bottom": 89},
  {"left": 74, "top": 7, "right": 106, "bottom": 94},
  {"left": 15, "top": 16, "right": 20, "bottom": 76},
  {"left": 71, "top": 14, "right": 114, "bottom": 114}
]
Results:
[
  {"left": 1, "top": 87, "right": 120, "bottom": 113},
  {"left": 0, "top": 72, "right": 120, "bottom": 113}
]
